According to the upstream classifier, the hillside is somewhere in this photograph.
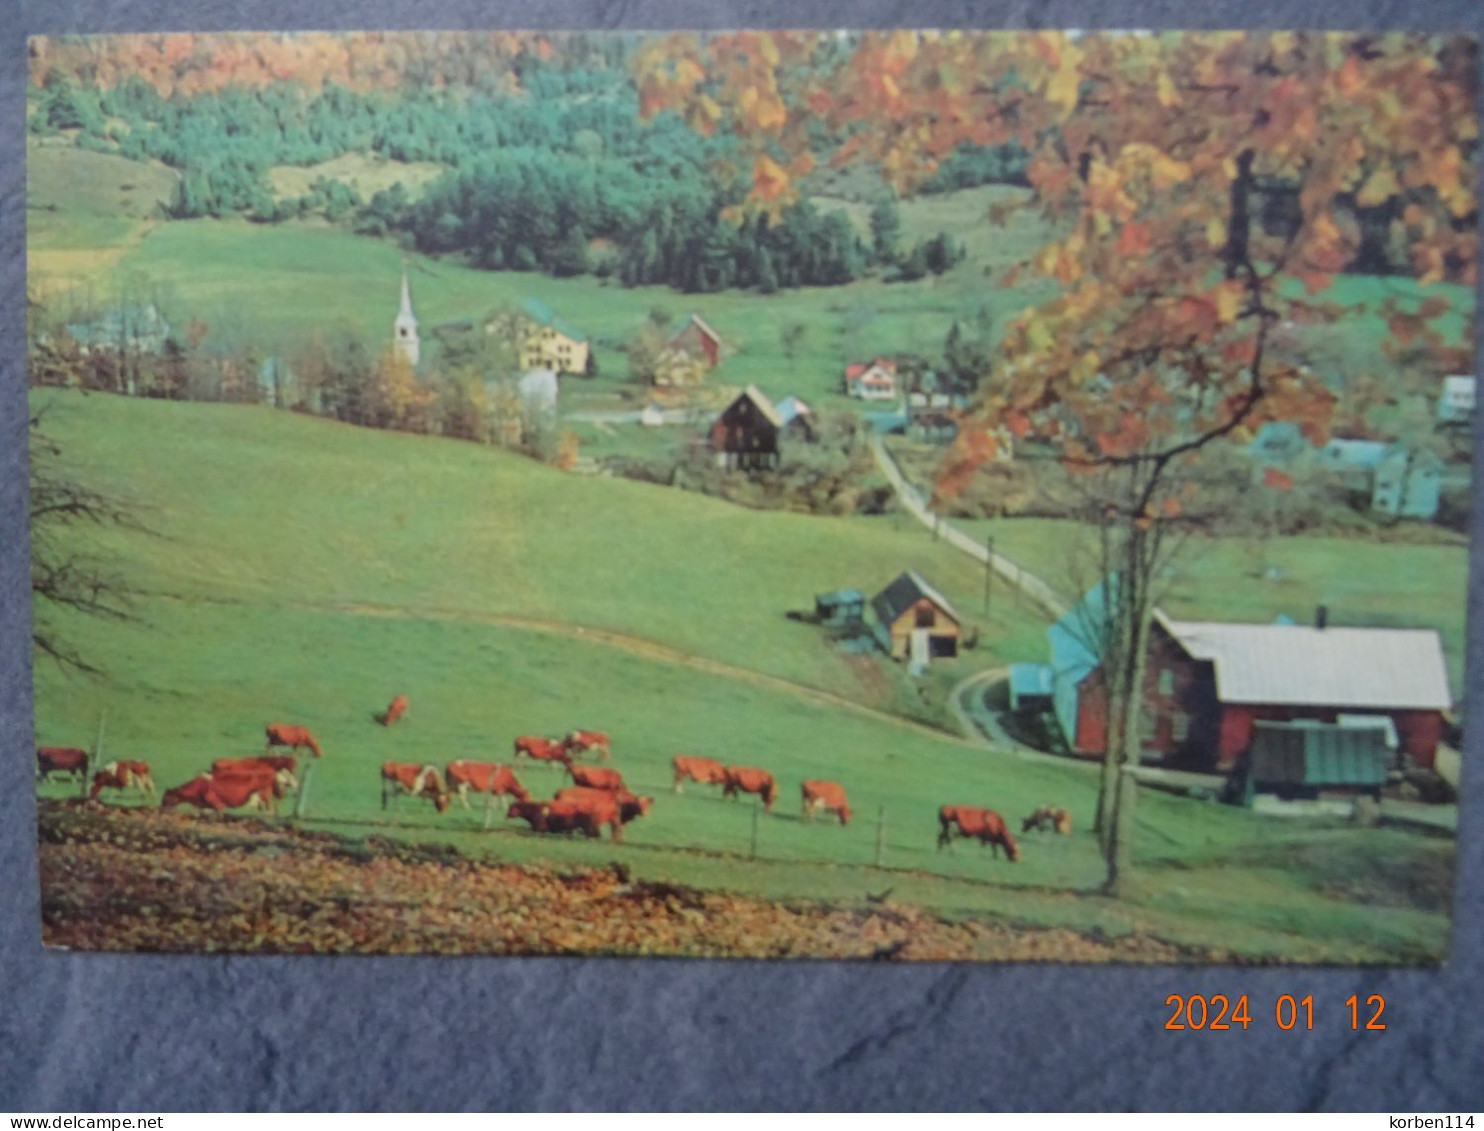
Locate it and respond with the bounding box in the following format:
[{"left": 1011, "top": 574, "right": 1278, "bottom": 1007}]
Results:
[{"left": 30, "top": 393, "right": 1457, "bottom": 962}]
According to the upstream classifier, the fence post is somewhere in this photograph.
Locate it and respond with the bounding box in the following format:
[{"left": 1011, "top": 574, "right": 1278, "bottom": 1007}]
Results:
[
  {"left": 89, "top": 710, "right": 106, "bottom": 799},
  {"left": 293, "top": 763, "right": 314, "bottom": 820},
  {"left": 749, "top": 802, "right": 759, "bottom": 860},
  {"left": 874, "top": 804, "right": 886, "bottom": 868}
]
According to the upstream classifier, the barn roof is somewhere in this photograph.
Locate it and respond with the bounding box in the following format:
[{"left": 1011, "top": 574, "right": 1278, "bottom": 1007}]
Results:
[
  {"left": 521, "top": 297, "right": 588, "bottom": 343},
  {"left": 776, "top": 395, "right": 813, "bottom": 425},
  {"left": 1010, "top": 662, "right": 1055, "bottom": 699},
  {"left": 673, "top": 312, "right": 726, "bottom": 348},
  {"left": 727, "top": 385, "right": 784, "bottom": 428},
  {"left": 871, "top": 570, "right": 962, "bottom": 628},
  {"left": 1048, "top": 579, "right": 1113, "bottom": 683},
  {"left": 1155, "top": 612, "right": 1451, "bottom": 710}
]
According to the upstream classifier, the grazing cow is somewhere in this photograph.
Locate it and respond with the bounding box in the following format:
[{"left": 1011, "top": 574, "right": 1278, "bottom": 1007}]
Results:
[
  {"left": 563, "top": 729, "right": 612, "bottom": 761},
  {"left": 265, "top": 724, "right": 323, "bottom": 758},
  {"left": 380, "top": 762, "right": 451, "bottom": 814},
  {"left": 513, "top": 736, "right": 572, "bottom": 767},
  {"left": 722, "top": 766, "right": 778, "bottom": 810},
  {"left": 937, "top": 805, "right": 1020, "bottom": 861},
  {"left": 445, "top": 760, "right": 530, "bottom": 810},
  {"left": 671, "top": 755, "right": 727, "bottom": 793},
  {"left": 381, "top": 695, "right": 409, "bottom": 726},
  {"left": 567, "top": 764, "right": 627, "bottom": 792},
  {"left": 555, "top": 786, "right": 652, "bottom": 827},
  {"left": 88, "top": 759, "right": 157, "bottom": 801},
  {"left": 212, "top": 756, "right": 299, "bottom": 794},
  {"left": 161, "top": 769, "right": 282, "bottom": 814},
  {"left": 801, "top": 780, "right": 853, "bottom": 826},
  {"left": 1022, "top": 805, "right": 1073, "bottom": 836},
  {"left": 36, "top": 746, "right": 89, "bottom": 785},
  {"left": 505, "top": 799, "right": 606, "bottom": 839}
]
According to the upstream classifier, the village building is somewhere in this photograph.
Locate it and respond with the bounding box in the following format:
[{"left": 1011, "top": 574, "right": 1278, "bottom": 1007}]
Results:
[
  {"left": 814, "top": 588, "right": 866, "bottom": 629},
  {"left": 775, "top": 395, "right": 817, "bottom": 442},
  {"left": 1026, "top": 581, "right": 1451, "bottom": 773},
  {"left": 710, "top": 385, "right": 782, "bottom": 470},
  {"left": 393, "top": 271, "right": 420, "bottom": 368},
  {"left": 668, "top": 312, "right": 729, "bottom": 369},
  {"left": 1248, "top": 424, "right": 1445, "bottom": 521},
  {"left": 516, "top": 298, "right": 589, "bottom": 375},
  {"left": 1437, "top": 374, "right": 1475, "bottom": 427},
  {"left": 870, "top": 570, "right": 963, "bottom": 663},
  {"left": 845, "top": 358, "right": 899, "bottom": 400}
]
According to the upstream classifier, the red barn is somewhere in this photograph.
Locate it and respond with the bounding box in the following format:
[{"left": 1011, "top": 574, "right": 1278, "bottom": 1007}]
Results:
[{"left": 669, "top": 313, "right": 728, "bottom": 369}]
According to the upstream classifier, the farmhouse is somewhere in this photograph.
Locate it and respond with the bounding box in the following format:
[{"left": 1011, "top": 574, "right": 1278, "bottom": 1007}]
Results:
[
  {"left": 516, "top": 298, "right": 589, "bottom": 375},
  {"left": 710, "top": 385, "right": 782, "bottom": 470},
  {"left": 870, "top": 570, "right": 963, "bottom": 662},
  {"left": 845, "top": 358, "right": 899, "bottom": 400},
  {"left": 1037, "top": 584, "right": 1452, "bottom": 773},
  {"left": 1249, "top": 425, "right": 1446, "bottom": 521},
  {"left": 668, "top": 312, "right": 728, "bottom": 369}
]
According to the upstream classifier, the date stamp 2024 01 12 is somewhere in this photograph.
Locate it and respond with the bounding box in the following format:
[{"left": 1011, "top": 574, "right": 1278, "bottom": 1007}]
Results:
[{"left": 1164, "top": 993, "right": 1389, "bottom": 1031}]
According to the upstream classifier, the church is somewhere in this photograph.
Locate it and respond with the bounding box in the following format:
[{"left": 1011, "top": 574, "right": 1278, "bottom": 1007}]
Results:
[{"left": 393, "top": 270, "right": 420, "bottom": 368}]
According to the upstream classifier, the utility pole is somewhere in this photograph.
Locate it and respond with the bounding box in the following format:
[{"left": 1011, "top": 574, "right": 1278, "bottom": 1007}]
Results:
[{"left": 984, "top": 535, "right": 995, "bottom": 614}]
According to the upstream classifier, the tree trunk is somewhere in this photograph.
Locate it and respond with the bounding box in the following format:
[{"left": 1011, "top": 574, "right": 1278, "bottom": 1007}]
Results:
[{"left": 1224, "top": 149, "right": 1255, "bottom": 279}]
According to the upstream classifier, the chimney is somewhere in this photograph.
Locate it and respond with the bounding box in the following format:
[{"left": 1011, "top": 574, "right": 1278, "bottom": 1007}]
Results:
[{"left": 1315, "top": 605, "right": 1328, "bottom": 630}]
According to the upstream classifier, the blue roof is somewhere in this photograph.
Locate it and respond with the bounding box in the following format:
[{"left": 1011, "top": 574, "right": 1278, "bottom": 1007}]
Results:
[
  {"left": 521, "top": 297, "right": 588, "bottom": 343},
  {"left": 1048, "top": 578, "right": 1116, "bottom": 749},
  {"left": 817, "top": 588, "right": 865, "bottom": 606},
  {"left": 1319, "top": 438, "right": 1389, "bottom": 468},
  {"left": 776, "top": 396, "right": 812, "bottom": 425},
  {"left": 863, "top": 411, "right": 908, "bottom": 435},
  {"left": 1010, "top": 662, "right": 1054, "bottom": 699}
]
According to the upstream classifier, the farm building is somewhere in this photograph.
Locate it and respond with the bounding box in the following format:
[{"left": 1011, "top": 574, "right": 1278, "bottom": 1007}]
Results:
[
  {"left": 516, "top": 298, "right": 589, "bottom": 375},
  {"left": 1041, "top": 584, "right": 1451, "bottom": 773},
  {"left": 668, "top": 313, "right": 729, "bottom": 369},
  {"left": 710, "top": 385, "right": 782, "bottom": 470},
  {"left": 776, "top": 396, "right": 817, "bottom": 441},
  {"left": 1437, "top": 375, "right": 1475, "bottom": 426},
  {"left": 1008, "top": 662, "right": 1054, "bottom": 713},
  {"left": 1248, "top": 426, "right": 1446, "bottom": 521},
  {"left": 1244, "top": 719, "right": 1393, "bottom": 800},
  {"left": 870, "top": 570, "right": 963, "bottom": 662},
  {"left": 845, "top": 358, "right": 899, "bottom": 400}
]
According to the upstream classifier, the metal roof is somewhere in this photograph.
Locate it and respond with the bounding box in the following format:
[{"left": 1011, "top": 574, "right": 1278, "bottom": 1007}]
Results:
[
  {"left": 521, "top": 297, "right": 588, "bottom": 343},
  {"left": 1010, "top": 662, "right": 1054, "bottom": 699},
  {"left": 871, "top": 570, "right": 962, "bottom": 628},
  {"left": 729, "top": 385, "right": 784, "bottom": 428},
  {"left": 1156, "top": 612, "right": 1451, "bottom": 710}
]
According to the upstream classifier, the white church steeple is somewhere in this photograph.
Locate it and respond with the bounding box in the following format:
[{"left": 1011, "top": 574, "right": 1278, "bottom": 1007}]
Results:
[{"left": 394, "top": 269, "right": 420, "bottom": 367}]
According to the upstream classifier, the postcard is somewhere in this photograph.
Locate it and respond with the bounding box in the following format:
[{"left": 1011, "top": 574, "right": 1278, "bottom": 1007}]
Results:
[{"left": 27, "top": 30, "right": 1473, "bottom": 960}]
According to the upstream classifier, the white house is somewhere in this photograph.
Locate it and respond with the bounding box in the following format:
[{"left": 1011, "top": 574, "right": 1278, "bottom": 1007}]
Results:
[{"left": 845, "top": 358, "right": 899, "bottom": 401}]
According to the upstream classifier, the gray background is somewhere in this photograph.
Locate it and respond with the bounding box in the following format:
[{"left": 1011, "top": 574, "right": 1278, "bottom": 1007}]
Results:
[{"left": 4, "top": 0, "right": 1482, "bottom": 1112}]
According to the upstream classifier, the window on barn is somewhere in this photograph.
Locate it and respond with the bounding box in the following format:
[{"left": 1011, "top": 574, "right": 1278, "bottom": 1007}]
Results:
[
  {"left": 1158, "top": 668, "right": 1174, "bottom": 696},
  {"left": 915, "top": 606, "right": 934, "bottom": 628}
]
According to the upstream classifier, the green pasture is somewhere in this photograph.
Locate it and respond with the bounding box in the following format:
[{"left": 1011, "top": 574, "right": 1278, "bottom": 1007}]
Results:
[
  {"left": 952, "top": 515, "right": 1469, "bottom": 701},
  {"left": 29, "top": 392, "right": 1455, "bottom": 961}
]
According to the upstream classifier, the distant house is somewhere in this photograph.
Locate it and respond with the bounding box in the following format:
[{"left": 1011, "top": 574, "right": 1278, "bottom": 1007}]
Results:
[
  {"left": 870, "top": 570, "right": 963, "bottom": 662},
  {"left": 776, "top": 395, "right": 817, "bottom": 441},
  {"left": 516, "top": 298, "right": 589, "bottom": 375},
  {"left": 845, "top": 358, "right": 899, "bottom": 401},
  {"left": 1247, "top": 421, "right": 1310, "bottom": 469},
  {"left": 815, "top": 588, "right": 866, "bottom": 628},
  {"left": 668, "top": 313, "right": 729, "bottom": 369},
  {"left": 64, "top": 303, "right": 170, "bottom": 356},
  {"left": 1319, "top": 438, "right": 1443, "bottom": 520},
  {"left": 1437, "top": 375, "right": 1475, "bottom": 426},
  {"left": 710, "top": 385, "right": 783, "bottom": 470}
]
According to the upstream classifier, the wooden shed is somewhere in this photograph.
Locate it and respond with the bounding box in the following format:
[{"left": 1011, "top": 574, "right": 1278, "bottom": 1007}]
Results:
[{"left": 870, "top": 570, "right": 963, "bottom": 661}]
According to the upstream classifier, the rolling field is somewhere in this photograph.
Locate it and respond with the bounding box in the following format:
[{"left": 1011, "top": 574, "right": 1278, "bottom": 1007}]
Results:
[{"left": 31, "top": 392, "right": 1456, "bottom": 961}]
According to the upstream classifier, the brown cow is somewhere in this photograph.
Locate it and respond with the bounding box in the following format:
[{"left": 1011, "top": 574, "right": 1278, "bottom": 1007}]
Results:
[
  {"left": 381, "top": 762, "right": 451, "bottom": 814},
  {"left": 938, "top": 805, "right": 1020, "bottom": 861},
  {"left": 567, "top": 764, "right": 627, "bottom": 792},
  {"left": 505, "top": 799, "right": 606, "bottom": 839},
  {"left": 445, "top": 760, "right": 530, "bottom": 810},
  {"left": 1022, "top": 805, "right": 1073, "bottom": 836},
  {"left": 723, "top": 766, "right": 777, "bottom": 810},
  {"left": 801, "top": 780, "right": 852, "bottom": 826},
  {"left": 671, "top": 755, "right": 727, "bottom": 793},
  {"left": 381, "top": 695, "right": 409, "bottom": 726},
  {"left": 36, "top": 746, "right": 89, "bottom": 785},
  {"left": 563, "top": 729, "right": 612, "bottom": 761},
  {"left": 212, "top": 757, "right": 298, "bottom": 794},
  {"left": 265, "top": 724, "right": 322, "bottom": 758},
  {"left": 555, "top": 786, "right": 652, "bottom": 827},
  {"left": 161, "top": 769, "right": 282, "bottom": 814},
  {"left": 89, "top": 759, "right": 157, "bottom": 801},
  {"left": 513, "top": 736, "right": 572, "bottom": 767}
]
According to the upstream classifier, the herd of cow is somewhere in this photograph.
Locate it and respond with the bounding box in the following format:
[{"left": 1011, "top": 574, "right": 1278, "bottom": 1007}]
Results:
[{"left": 36, "top": 698, "right": 1077, "bottom": 864}]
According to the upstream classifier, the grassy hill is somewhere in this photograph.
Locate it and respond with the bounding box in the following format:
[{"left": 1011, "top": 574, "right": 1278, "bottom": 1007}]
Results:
[{"left": 30, "top": 393, "right": 1456, "bottom": 962}]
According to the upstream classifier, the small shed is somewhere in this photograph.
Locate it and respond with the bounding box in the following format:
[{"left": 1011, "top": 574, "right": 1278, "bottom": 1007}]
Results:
[
  {"left": 1009, "top": 662, "right": 1055, "bottom": 712},
  {"left": 776, "top": 395, "right": 817, "bottom": 441},
  {"left": 871, "top": 570, "right": 963, "bottom": 661},
  {"left": 1437, "top": 375, "right": 1475, "bottom": 426},
  {"left": 815, "top": 588, "right": 865, "bottom": 627},
  {"left": 1246, "top": 720, "right": 1392, "bottom": 800},
  {"left": 1372, "top": 445, "right": 1443, "bottom": 520},
  {"left": 711, "top": 385, "right": 783, "bottom": 470}
]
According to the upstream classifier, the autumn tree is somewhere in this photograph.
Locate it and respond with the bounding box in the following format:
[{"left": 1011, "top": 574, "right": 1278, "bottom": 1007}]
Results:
[{"left": 637, "top": 29, "right": 1477, "bottom": 894}]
